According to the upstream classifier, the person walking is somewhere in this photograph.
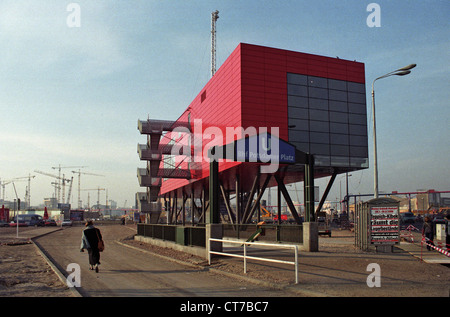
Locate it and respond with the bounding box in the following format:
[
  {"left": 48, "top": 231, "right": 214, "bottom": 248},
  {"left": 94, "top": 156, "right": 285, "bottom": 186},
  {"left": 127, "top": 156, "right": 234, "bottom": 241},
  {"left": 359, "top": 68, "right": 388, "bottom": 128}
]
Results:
[
  {"left": 80, "top": 220, "right": 103, "bottom": 272},
  {"left": 422, "top": 216, "right": 434, "bottom": 251}
]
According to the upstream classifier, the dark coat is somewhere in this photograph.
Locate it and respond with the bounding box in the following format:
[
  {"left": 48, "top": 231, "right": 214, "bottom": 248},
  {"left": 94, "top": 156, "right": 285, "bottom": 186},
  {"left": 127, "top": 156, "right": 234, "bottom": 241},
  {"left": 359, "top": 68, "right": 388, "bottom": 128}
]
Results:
[{"left": 83, "top": 226, "right": 102, "bottom": 250}]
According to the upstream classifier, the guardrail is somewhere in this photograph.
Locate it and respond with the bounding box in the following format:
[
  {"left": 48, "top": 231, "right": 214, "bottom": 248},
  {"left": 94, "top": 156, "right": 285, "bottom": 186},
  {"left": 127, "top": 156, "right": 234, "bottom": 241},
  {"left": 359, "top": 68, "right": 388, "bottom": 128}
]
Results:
[{"left": 208, "top": 238, "right": 299, "bottom": 284}]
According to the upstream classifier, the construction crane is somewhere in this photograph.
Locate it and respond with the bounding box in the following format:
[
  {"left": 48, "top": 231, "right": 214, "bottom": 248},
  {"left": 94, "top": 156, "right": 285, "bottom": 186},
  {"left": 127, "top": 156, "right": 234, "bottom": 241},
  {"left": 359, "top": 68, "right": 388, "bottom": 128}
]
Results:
[
  {"left": 66, "top": 176, "right": 74, "bottom": 204},
  {"left": 1, "top": 179, "right": 27, "bottom": 202},
  {"left": 0, "top": 175, "right": 35, "bottom": 206},
  {"left": 51, "top": 165, "right": 87, "bottom": 203},
  {"left": 81, "top": 187, "right": 105, "bottom": 211},
  {"left": 72, "top": 170, "right": 104, "bottom": 209},
  {"left": 34, "top": 170, "right": 71, "bottom": 204}
]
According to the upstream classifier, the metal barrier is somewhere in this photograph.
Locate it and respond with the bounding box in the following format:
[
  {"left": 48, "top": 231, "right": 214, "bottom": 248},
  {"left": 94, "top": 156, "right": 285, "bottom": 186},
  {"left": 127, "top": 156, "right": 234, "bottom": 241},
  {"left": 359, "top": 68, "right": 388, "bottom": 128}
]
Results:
[{"left": 208, "top": 238, "right": 299, "bottom": 284}]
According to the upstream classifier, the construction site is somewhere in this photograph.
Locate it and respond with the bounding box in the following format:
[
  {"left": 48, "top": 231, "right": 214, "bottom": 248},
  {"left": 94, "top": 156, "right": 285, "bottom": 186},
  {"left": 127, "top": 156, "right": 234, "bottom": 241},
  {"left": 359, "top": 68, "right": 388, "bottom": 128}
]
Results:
[{"left": 0, "top": 165, "right": 134, "bottom": 224}]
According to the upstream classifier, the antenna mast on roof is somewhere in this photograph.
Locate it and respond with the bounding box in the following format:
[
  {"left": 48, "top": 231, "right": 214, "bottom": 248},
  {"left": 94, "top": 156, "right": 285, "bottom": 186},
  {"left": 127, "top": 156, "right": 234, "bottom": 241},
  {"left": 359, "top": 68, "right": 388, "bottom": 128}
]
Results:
[{"left": 211, "top": 10, "right": 219, "bottom": 77}]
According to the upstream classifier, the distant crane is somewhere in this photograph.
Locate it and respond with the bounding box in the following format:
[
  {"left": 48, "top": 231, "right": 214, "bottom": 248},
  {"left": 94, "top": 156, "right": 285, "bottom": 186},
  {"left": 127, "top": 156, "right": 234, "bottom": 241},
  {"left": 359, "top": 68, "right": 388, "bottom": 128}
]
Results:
[
  {"left": 1, "top": 179, "right": 27, "bottom": 202},
  {"left": 72, "top": 170, "right": 104, "bottom": 209},
  {"left": 0, "top": 175, "right": 35, "bottom": 206},
  {"left": 51, "top": 165, "right": 87, "bottom": 203},
  {"left": 66, "top": 176, "right": 74, "bottom": 204},
  {"left": 81, "top": 187, "right": 105, "bottom": 211},
  {"left": 35, "top": 170, "right": 71, "bottom": 204}
]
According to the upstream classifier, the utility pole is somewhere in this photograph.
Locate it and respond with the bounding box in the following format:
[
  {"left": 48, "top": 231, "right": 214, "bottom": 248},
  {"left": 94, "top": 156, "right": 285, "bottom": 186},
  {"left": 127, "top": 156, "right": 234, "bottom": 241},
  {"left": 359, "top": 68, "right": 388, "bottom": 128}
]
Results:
[{"left": 211, "top": 10, "right": 219, "bottom": 77}]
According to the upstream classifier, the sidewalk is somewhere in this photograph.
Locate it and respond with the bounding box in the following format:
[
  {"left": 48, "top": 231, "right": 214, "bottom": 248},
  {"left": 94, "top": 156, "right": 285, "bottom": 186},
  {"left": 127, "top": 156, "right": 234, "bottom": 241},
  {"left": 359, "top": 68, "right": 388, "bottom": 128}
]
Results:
[{"left": 200, "top": 229, "right": 450, "bottom": 297}]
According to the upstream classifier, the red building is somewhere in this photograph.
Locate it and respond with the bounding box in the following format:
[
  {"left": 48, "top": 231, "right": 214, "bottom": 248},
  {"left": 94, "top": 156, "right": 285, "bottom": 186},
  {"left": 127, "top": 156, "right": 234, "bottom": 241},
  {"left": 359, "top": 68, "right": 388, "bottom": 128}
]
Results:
[{"left": 137, "top": 43, "right": 367, "bottom": 224}]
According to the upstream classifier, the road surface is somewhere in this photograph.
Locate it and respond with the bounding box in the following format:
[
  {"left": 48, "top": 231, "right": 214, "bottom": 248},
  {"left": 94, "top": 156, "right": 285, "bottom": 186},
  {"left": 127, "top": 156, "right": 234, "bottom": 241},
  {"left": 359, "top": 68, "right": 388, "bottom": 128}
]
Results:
[{"left": 34, "top": 225, "right": 295, "bottom": 297}]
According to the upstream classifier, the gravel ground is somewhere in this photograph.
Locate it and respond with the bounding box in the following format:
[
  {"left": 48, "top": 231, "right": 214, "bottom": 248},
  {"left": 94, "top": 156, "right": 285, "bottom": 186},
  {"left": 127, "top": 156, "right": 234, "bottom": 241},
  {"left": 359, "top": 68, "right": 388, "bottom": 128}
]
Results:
[{"left": 0, "top": 236, "right": 73, "bottom": 297}]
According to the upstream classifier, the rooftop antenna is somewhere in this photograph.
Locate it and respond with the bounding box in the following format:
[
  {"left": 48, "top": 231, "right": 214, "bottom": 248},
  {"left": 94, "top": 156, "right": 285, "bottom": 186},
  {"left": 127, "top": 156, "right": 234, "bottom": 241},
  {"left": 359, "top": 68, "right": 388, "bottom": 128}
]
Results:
[{"left": 211, "top": 10, "right": 219, "bottom": 77}]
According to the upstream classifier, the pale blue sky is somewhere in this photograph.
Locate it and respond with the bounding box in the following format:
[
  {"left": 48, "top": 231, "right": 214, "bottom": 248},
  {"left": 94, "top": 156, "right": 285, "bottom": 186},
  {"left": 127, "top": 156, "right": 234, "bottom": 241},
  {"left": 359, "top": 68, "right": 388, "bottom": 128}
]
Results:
[{"left": 0, "top": 0, "right": 449, "bottom": 207}]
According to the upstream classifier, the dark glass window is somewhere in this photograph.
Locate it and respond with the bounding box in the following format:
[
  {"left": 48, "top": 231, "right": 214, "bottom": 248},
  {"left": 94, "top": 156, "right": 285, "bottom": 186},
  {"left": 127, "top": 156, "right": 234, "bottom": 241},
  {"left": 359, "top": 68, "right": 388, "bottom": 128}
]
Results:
[
  {"left": 308, "top": 76, "right": 328, "bottom": 88},
  {"left": 328, "top": 79, "right": 347, "bottom": 91},
  {"left": 329, "top": 89, "right": 347, "bottom": 102},
  {"left": 287, "top": 72, "right": 367, "bottom": 168},
  {"left": 288, "top": 84, "right": 308, "bottom": 96},
  {"left": 308, "top": 87, "right": 328, "bottom": 99}
]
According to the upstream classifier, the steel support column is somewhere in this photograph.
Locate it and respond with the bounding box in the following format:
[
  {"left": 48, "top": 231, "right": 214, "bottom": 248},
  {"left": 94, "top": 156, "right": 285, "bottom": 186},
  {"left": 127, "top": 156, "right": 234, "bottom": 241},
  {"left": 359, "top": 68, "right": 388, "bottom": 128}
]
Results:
[
  {"left": 304, "top": 154, "right": 315, "bottom": 222},
  {"left": 208, "top": 159, "right": 219, "bottom": 224},
  {"left": 274, "top": 174, "right": 302, "bottom": 224},
  {"left": 315, "top": 170, "right": 337, "bottom": 216}
]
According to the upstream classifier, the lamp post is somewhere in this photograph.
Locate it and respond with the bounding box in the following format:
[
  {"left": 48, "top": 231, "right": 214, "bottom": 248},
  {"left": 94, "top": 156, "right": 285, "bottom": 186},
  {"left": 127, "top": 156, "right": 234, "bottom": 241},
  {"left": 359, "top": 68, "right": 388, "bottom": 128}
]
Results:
[{"left": 371, "top": 64, "right": 416, "bottom": 198}]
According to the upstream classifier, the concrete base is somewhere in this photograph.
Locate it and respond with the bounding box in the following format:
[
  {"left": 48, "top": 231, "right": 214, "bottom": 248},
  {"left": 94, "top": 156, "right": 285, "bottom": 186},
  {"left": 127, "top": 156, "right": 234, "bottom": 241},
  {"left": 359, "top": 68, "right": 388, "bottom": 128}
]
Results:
[
  {"left": 206, "top": 223, "right": 223, "bottom": 256},
  {"left": 302, "top": 222, "right": 318, "bottom": 252},
  {"left": 134, "top": 235, "right": 206, "bottom": 258}
]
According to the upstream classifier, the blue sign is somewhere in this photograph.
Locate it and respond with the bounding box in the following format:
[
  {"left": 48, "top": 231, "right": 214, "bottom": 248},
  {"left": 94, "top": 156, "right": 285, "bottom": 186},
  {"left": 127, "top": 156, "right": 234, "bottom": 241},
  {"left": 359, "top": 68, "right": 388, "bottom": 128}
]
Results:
[{"left": 235, "top": 132, "right": 296, "bottom": 164}]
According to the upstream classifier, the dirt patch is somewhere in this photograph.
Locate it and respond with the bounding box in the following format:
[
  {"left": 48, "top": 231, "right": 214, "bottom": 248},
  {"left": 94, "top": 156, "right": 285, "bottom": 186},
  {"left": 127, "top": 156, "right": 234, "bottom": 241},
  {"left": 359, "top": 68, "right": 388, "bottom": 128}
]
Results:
[{"left": 0, "top": 237, "right": 73, "bottom": 297}]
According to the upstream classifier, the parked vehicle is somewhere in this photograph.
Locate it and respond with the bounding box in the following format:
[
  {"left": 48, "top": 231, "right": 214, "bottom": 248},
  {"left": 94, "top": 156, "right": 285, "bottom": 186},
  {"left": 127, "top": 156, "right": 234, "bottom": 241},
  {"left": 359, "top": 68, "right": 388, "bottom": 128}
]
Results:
[
  {"left": 9, "top": 220, "right": 28, "bottom": 227},
  {"left": 44, "top": 219, "right": 57, "bottom": 226},
  {"left": 61, "top": 219, "right": 73, "bottom": 226},
  {"left": 401, "top": 212, "right": 416, "bottom": 224},
  {"left": 14, "top": 214, "right": 45, "bottom": 227}
]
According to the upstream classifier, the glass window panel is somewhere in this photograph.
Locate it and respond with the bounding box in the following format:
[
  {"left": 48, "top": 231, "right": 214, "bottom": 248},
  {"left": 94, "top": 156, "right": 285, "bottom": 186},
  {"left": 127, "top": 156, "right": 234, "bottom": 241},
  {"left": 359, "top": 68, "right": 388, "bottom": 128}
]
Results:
[
  {"left": 308, "top": 76, "right": 328, "bottom": 88},
  {"left": 288, "top": 107, "right": 309, "bottom": 119},
  {"left": 349, "top": 124, "right": 367, "bottom": 136},
  {"left": 349, "top": 113, "right": 366, "bottom": 125},
  {"left": 331, "top": 145, "right": 349, "bottom": 156},
  {"left": 330, "top": 133, "right": 349, "bottom": 145},
  {"left": 328, "top": 79, "right": 347, "bottom": 91},
  {"left": 288, "top": 84, "right": 308, "bottom": 96},
  {"left": 288, "top": 95, "right": 308, "bottom": 108},
  {"left": 310, "top": 143, "right": 330, "bottom": 155},
  {"left": 309, "top": 121, "right": 330, "bottom": 132},
  {"left": 309, "top": 109, "right": 329, "bottom": 121},
  {"left": 308, "top": 87, "right": 328, "bottom": 99},
  {"left": 347, "top": 82, "right": 365, "bottom": 93},
  {"left": 314, "top": 155, "right": 331, "bottom": 166},
  {"left": 350, "top": 146, "right": 368, "bottom": 157},
  {"left": 309, "top": 98, "right": 328, "bottom": 110},
  {"left": 350, "top": 135, "right": 367, "bottom": 146},
  {"left": 288, "top": 118, "right": 309, "bottom": 130},
  {"left": 329, "top": 100, "right": 348, "bottom": 112},
  {"left": 350, "top": 157, "right": 369, "bottom": 168},
  {"left": 310, "top": 132, "right": 330, "bottom": 143},
  {"left": 331, "top": 156, "right": 350, "bottom": 166},
  {"left": 348, "top": 102, "right": 367, "bottom": 114},
  {"left": 330, "top": 122, "right": 349, "bottom": 134},
  {"left": 329, "top": 111, "right": 348, "bottom": 123},
  {"left": 289, "top": 130, "right": 309, "bottom": 143},
  {"left": 329, "top": 89, "right": 347, "bottom": 101},
  {"left": 348, "top": 92, "right": 366, "bottom": 104},
  {"left": 292, "top": 142, "right": 310, "bottom": 153}
]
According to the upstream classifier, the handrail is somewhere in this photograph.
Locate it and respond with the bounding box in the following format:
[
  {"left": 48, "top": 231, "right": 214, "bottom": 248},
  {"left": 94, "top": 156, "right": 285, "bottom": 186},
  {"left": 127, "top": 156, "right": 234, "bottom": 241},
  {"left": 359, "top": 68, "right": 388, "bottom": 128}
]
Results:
[{"left": 208, "top": 238, "right": 299, "bottom": 284}]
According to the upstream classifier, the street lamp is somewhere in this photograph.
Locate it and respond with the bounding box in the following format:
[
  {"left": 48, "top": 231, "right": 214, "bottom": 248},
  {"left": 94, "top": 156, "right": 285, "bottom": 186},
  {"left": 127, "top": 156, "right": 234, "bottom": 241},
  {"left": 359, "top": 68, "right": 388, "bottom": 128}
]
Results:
[{"left": 371, "top": 64, "right": 416, "bottom": 198}]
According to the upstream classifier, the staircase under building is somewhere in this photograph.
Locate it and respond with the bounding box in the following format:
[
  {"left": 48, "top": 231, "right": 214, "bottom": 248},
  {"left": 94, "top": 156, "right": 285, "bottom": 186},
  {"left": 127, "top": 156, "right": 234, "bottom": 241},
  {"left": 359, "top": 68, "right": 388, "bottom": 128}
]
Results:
[{"left": 136, "top": 119, "right": 191, "bottom": 223}]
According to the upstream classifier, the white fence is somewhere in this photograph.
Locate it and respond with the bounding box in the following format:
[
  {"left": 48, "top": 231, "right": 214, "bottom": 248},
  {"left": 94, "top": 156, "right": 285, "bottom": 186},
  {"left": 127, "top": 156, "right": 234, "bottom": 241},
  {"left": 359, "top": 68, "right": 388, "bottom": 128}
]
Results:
[{"left": 208, "top": 238, "right": 299, "bottom": 284}]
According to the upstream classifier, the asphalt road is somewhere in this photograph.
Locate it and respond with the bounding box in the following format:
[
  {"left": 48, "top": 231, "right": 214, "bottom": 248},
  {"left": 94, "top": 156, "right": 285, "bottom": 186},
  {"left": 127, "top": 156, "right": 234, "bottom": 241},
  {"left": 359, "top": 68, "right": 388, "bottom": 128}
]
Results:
[{"left": 34, "top": 225, "right": 295, "bottom": 297}]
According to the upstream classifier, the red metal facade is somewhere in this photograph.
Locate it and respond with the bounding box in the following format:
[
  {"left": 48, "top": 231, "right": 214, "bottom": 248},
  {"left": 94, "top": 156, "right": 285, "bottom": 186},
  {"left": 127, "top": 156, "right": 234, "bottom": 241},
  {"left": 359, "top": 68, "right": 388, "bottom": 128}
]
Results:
[{"left": 160, "top": 43, "right": 365, "bottom": 196}]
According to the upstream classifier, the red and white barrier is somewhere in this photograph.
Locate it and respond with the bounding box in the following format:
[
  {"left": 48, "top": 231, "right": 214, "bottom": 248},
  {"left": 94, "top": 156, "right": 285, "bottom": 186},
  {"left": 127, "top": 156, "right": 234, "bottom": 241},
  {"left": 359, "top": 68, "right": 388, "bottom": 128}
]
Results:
[{"left": 421, "top": 236, "right": 450, "bottom": 257}]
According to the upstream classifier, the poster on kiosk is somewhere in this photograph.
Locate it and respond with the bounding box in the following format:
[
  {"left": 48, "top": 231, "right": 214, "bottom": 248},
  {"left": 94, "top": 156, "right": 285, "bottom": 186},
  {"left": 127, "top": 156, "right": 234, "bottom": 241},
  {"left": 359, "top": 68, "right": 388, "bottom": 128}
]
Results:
[{"left": 370, "top": 205, "right": 400, "bottom": 246}]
